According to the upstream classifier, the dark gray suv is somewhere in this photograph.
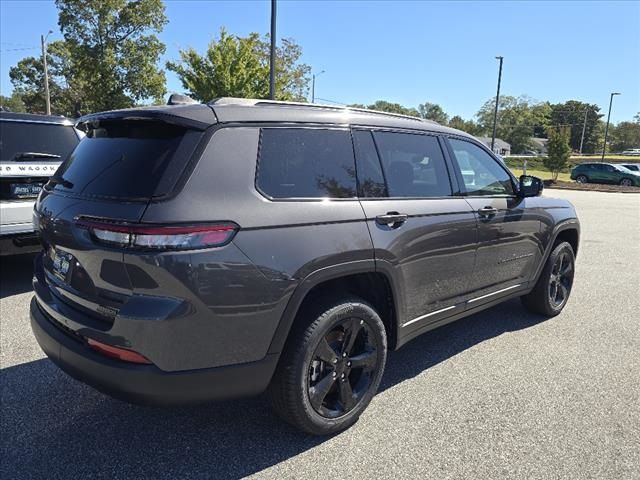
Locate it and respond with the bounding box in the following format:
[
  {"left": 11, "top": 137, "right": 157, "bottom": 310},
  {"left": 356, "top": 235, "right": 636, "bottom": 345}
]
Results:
[{"left": 30, "top": 98, "right": 580, "bottom": 434}]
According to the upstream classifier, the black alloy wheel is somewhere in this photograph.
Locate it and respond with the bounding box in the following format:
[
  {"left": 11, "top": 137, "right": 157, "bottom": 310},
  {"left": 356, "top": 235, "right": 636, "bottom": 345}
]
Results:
[
  {"left": 307, "top": 317, "right": 379, "bottom": 418},
  {"left": 548, "top": 250, "right": 574, "bottom": 309},
  {"left": 269, "top": 297, "right": 387, "bottom": 435}
]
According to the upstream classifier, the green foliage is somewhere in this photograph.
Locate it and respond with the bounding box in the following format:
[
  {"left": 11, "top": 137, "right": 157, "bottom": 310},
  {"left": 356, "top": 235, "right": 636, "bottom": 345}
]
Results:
[
  {"left": 167, "top": 28, "right": 310, "bottom": 102},
  {"left": 550, "top": 100, "right": 603, "bottom": 153},
  {"left": 545, "top": 127, "right": 572, "bottom": 181},
  {"left": 9, "top": 41, "right": 79, "bottom": 116},
  {"left": 417, "top": 102, "right": 448, "bottom": 124},
  {"left": 349, "top": 100, "right": 419, "bottom": 117},
  {"left": 610, "top": 121, "right": 640, "bottom": 151},
  {"left": 476, "top": 96, "right": 551, "bottom": 154},
  {"left": 0, "top": 92, "right": 27, "bottom": 113},
  {"left": 448, "top": 115, "right": 482, "bottom": 135},
  {"left": 9, "top": 0, "right": 167, "bottom": 116}
]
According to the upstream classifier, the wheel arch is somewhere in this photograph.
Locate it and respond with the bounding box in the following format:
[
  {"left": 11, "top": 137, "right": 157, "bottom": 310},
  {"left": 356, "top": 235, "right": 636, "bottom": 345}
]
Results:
[
  {"left": 532, "top": 220, "right": 580, "bottom": 285},
  {"left": 267, "top": 261, "right": 400, "bottom": 355}
]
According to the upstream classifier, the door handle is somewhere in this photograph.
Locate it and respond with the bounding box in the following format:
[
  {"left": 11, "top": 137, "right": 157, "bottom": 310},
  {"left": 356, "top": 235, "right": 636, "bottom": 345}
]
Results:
[
  {"left": 375, "top": 212, "right": 408, "bottom": 227},
  {"left": 477, "top": 206, "right": 498, "bottom": 217}
]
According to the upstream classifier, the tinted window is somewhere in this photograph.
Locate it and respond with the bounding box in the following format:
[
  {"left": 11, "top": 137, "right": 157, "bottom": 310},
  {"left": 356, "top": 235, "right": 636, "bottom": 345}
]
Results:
[
  {"left": 353, "top": 130, "right": 387, "bottom": 198},
  {"left": 0, "top": 121, "right": 78, "bottom": 162},
  {"left": 257, "top": 128, "right": 356, "bottom": 199},
  {"left": 449, "top": 138, "right": 514, "bottom": 196},
  {"left": 52, "top": 121, "right": 199, "bottom": 200},
  {"left": 372, "top": 131, "right": 451, "bottom": 197}
]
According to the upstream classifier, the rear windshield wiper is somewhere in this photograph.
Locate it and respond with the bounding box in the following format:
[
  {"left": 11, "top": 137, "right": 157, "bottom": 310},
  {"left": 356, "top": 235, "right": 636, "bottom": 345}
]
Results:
[
  {"left": 13, "top": 152, "right": 61, "bottom": 161},
  {"left": 48, "top": 176, "right": 74, "bottom": 189}
]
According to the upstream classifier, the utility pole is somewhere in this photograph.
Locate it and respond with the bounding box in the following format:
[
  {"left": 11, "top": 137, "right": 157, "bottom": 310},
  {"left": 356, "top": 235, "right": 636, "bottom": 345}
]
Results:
[
  {"left": 311, "top": 70, "right": 325, "bottom": 103},
  {"left": 601, "top": 92, "right": 621, "bottom": 161},
  {"left": 41, "top": 30, "right": 53, "bottom": 115},
  {"left": 491, "top": 56, "right": 504, "bottom": 152},
  {"left": 579, "top": 109, "right": 588, "bottom": 154},
  {"left": 269, "top": 0, "right": 277, "bottom": 100}
]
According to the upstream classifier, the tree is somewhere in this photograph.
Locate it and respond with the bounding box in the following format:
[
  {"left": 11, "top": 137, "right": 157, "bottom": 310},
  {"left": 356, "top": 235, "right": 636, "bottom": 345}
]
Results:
[
  {"left": 167, "top": 28, "right": 310, "bottom": 102},
  {"left": 10, "top": 40, "right": 79, "bottom": 116},
  {"left": 417, "top": 102, "right": 448, "bottom": 124},
  {"left": 448, "top": 115, "right": 482, "bottom": 135},
  {"left": 10, "top": 0, "right": 168, "bottom": 116},
  {"left": 0, "top": 92, "right": 26, "bottom": 112},
  {"left": 348, "top": 100, "right": 419, "bottom": 117},
  {"left": 545, "top": 127, "right": 571, "bottom": 181},
  {"left": 476, "top": 96, "right": 551, "bottom": 154},
  {"left": 550, "top": 101, "right": 603, "bottom": 153},
  {"left": 610, "top": 121, "right": 640, "bottom": 152},
  {"left": 56, "top": 0, "right": 167, "bottom": 112}
]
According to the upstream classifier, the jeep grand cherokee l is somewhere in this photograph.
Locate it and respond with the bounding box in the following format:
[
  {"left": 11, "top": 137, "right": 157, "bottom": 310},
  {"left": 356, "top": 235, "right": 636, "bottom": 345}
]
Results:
[
  {"left": 0, "top": 112, "right": 81, "bottom": 255},
  {"left": 30, "top": 98, "right": 580, "bottom": 435}
]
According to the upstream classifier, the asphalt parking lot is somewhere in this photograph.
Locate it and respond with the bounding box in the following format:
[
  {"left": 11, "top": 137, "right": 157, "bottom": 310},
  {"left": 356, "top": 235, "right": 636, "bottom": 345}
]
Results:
[{"left": 1, "top": 189, "right": 639, "bottom": 480}]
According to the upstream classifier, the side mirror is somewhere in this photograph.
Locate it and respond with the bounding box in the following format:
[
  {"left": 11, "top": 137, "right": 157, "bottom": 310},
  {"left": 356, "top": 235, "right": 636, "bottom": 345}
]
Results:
[{"left": 519, "top": 175, "right": 543, "bottom": 197}]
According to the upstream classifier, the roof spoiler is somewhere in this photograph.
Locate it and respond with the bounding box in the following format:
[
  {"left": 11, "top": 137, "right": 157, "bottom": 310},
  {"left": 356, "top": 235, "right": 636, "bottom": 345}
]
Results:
[{"left": 75, "top": 104, "right": 216, "bottom": 132}]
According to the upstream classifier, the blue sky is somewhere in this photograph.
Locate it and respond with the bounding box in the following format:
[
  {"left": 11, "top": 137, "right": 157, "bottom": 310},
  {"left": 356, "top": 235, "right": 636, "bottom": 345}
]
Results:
[{"left": 1, "top": 0, "right": 639, "bottom": 122}]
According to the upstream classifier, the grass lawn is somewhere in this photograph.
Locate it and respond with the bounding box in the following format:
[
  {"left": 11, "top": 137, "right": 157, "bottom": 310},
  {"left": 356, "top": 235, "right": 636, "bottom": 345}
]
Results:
[{"left": 509, "top": 168, "right": 572, "bottom": 182}]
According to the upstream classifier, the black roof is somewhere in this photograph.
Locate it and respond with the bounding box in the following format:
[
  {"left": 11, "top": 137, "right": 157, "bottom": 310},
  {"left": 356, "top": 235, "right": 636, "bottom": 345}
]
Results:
[
  {"left": 75, "top": 98, "right": 473, "bottom": 138},
  {"left": 0, "top": 111, "right": 75, "bottom": 125}
]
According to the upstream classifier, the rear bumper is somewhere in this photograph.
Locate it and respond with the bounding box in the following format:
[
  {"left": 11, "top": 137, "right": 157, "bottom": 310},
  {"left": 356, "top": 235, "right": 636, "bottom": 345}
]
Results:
[{"left": 30, "top": 296, "right": 279, "bottom": 405}]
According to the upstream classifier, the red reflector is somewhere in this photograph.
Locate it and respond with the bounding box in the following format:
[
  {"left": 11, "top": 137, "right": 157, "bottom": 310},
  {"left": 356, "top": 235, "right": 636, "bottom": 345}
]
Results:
[{"left": 87, "top": 338, "right": 152, "bottom": 365}]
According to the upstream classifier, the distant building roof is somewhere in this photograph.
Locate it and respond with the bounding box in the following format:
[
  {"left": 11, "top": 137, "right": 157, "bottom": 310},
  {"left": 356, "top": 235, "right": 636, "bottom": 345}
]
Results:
[{"left": 477, "top": 136, "right": 511, "bottom": 149}]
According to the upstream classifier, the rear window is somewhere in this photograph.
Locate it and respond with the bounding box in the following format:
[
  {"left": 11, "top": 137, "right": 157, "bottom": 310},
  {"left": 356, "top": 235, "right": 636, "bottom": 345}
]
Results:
[
  {"left": 256, "top": 128, "right": 356, "bottom": 199},
  {"left": 51, "top": 121, "right": 201, "bottom": 200},
  {"left": 0, "top": 121, "right": 79, "bottom": 162}
]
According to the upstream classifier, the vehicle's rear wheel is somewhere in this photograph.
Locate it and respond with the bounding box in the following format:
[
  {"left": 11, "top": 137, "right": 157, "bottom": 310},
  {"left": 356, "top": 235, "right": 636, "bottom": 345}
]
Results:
[
  {"left": 575, "top": 175, "right": 588, "bottom": 184},
  {"left": 268, "top": 296, "right": 387, "bottom": 435},
  {"left": 521, "top": 241, "right": 575, "bottom": 317},
  {"left": 620, "top": 178, "right": 634, "bottom": 187}
]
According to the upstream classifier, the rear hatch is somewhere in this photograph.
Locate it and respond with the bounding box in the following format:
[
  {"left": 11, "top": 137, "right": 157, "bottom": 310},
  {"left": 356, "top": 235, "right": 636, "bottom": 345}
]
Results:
[
  {"left": 0, "top": 119, "right": 78, "bottom": 223},
  {"left": 34, "top": 113, "right": 210, "bottom": 328}
]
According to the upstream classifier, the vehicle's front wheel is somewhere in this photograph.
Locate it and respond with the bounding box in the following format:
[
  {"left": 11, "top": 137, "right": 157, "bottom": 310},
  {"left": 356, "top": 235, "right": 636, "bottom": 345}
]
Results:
[
  {"left": 268, "top": 296, "right": 387, "bottom": 435},
  {"left": 575, "top": 175, "right": 588, "bottom": 184},
  {"left": 521, "top": 241, "right": 575, "bottom": 317},
  {"left": 620, "top": 178, "right": 634, "bottom": 187}
]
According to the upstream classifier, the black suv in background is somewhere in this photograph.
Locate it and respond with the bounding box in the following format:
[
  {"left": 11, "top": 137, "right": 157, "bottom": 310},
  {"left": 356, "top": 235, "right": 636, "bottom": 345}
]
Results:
[
  {"left": 0, "top": 112, "right": 81, "bottom": 255},
  {"left": 30, "top": 99, "right": 580, "bottom": 434}
]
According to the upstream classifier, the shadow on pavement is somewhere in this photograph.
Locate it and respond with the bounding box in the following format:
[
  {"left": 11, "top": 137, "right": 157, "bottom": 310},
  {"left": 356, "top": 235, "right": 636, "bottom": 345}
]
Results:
[
  {"left": 1, "top": 299, "right": 545, "bottom": 479},
  {"left": 0, "top": 253, "right": 37, "bottom": 299}
]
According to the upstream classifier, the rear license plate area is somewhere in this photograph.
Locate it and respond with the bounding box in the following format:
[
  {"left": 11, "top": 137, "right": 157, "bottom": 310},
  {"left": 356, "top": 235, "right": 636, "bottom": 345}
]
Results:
[{"left": 52, "top": 249, "right": 74, "bottom": 281}]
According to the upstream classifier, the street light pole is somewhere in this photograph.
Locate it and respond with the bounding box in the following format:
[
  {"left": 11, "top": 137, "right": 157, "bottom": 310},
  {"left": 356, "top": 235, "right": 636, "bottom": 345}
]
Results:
[
  {"left": 269, "top": 0, "right": 277, "bottom": 100},
  {"left": 311, "top": 70, "right": 325, "bottom": 103},
  {"left": 41, "top": 30, "right": 53, "bottom": 115},
  {"left": 490, "top": 56, "right": 504, "bottom": 153},
  {"left": 601, "top": 92, "right": 621, "bottom": 161}
]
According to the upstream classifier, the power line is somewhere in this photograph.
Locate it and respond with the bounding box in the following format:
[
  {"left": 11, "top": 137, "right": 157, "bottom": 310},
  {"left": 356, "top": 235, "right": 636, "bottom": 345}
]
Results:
[{"left": 0, "top": 47, "right": 39, "bottom": 52}]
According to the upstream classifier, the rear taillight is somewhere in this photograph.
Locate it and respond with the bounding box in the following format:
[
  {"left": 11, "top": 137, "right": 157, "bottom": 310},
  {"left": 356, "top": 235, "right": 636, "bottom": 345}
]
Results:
[
  {"left": 87, "top": 338, "right": 152, "bottom": 364},
  {"left": 76, "top": 218, "right": 238, "bottom": 250}
]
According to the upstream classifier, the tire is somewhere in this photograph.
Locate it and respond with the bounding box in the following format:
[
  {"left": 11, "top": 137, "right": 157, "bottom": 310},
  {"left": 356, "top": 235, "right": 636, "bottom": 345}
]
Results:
[
  {"left": 268, "top": 296, "right": 388, "bottom": 435},
  {"left": 521, "top": 241, "right": 575, "bottom": 317},
  {"left": 620, "top": 178, "right": 633, "bottom": 187},
  {"left": 575, "top": 175, "right": 588, "bottom": 184}
]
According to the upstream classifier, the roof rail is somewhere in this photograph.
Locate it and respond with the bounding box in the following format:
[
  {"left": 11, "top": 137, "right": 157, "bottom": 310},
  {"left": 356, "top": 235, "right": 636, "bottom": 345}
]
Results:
[{"left": 208, "top": 97, "right": 439, "bottom": 125}]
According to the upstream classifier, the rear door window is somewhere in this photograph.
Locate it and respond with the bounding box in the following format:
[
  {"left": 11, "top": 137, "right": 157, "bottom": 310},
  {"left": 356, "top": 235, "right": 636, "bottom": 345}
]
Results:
[
  {"left": 257, "top": 128, "right": 356, "bottom": 199},
  {"left": 0, "top": 121, "right": 78, "bottom": 162},
  {"left": 372, "top": 131, "right": 452, "bottom": 198},
  {"left": 52, "top": 121, "right": 201, "bottom": 200}
]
